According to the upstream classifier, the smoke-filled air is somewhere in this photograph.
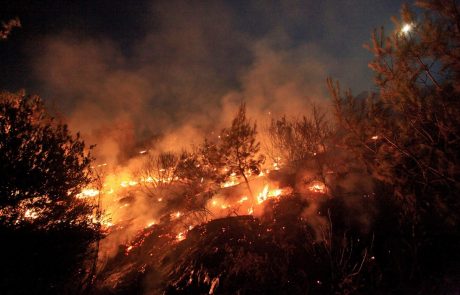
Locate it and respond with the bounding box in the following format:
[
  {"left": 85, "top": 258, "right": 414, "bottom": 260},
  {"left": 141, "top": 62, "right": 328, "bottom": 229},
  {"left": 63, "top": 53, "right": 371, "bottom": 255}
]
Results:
[{"left": 1, "top": 0, "right": 459, "bottom": 294}]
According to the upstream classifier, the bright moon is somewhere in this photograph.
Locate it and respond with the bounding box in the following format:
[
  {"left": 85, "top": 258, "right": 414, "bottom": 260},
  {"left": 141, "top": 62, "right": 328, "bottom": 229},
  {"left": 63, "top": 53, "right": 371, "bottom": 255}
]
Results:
[{"left": 401, "top": 23, "right": 412, "bottom": 34}]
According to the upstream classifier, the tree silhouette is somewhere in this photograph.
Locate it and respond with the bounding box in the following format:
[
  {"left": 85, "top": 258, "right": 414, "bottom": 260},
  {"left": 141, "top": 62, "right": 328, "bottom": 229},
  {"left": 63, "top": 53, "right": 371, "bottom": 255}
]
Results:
[
  {"left": 329, "top": 1, "right": 460, "bottom": 225},
  {"left": 218, "top": 103, "right": 265, "bottom": 200},
  {"left": 0, "top": 92, "right": 95, "bottom": 225},
  {"left": 328, "top": 0, "right": 460, "bottom": 288},
  {"left": 0, "top": 91, "right": 100, "bottom": 294}
]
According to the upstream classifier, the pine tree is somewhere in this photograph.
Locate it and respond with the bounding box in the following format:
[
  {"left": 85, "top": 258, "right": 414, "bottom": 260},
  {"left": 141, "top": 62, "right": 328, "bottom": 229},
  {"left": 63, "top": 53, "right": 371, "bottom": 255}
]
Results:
[
  {"left": 218, "top": 103, "right": 265, "bottom": 200},
  {"left": 329, "top": 0, "right": 460, "bottom": 226},
  {"left": 328, "top": 0, "right": 460, "bottom": 287}
]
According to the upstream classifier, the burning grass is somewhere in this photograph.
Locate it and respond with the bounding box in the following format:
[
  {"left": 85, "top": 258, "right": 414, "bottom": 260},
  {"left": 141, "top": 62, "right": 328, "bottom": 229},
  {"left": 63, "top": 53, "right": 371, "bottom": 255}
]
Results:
[{"left": 93, "top": 193, "right": 376, "bottom": 294}]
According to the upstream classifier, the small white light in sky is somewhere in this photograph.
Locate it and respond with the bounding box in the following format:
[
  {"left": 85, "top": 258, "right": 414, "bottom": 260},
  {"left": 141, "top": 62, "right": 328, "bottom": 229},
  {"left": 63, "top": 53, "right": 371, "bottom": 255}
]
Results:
[{"left": 401, "top": 23, "right": 412, "bottom": 35}]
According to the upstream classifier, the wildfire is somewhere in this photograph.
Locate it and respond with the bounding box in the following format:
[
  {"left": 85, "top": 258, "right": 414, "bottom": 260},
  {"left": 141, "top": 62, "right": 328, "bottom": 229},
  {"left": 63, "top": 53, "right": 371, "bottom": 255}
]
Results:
[
  {"left": 308, "top": 181, "right": 327, "bottom": 194},
  {"left": 125, "top": 245, "right": 134, "bottom": 255},
  {"left": 24, "top": 208, "right": 39, "bottom": 219},
  {"left": 221, "top": 173, "right": 240, "bottom": 188},
  {"left": 76, "top": 188, "right": 100, "bottom": 199},
  {"left": 176, "top": 231, "right": 186, "bottom": 241},
  {"left": 101, "top": 220, "right": 114, "bottom": 228},
  {"left": 76, "top": 171, "right": 178, "bottom": 203},
  {"left": 171, "top": 211, "right": 182, "bottom": 220},
  {"left": 210, "top": 199, "right": 231, "bottom": 210},
  {"left": 237, "top": 196, "right": 248, "bottom": 204},
  {"left": 146, "top": 220, "right": 157, "bottom": 228},
  {"left": 257, "top": 184, "right": 283, "bottom": 204},
  {"left": 78, "top": 156, "right": 297, "bottom": 258}
]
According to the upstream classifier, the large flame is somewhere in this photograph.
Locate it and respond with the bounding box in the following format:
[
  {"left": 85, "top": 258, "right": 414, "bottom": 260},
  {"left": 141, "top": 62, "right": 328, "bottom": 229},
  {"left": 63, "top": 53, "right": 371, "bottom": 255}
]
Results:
[
  {"left": 257, "top": 184, "right": 283, "bottom": 204},
  {"left": 68, "top": 157, "right": 324, "bottom": 255}
]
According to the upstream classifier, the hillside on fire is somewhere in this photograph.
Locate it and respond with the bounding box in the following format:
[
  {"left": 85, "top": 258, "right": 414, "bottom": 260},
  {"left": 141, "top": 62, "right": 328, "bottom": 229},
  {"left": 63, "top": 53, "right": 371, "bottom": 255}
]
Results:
[{"left": 1, "top": 0, "right": 460, "bottom": 294}]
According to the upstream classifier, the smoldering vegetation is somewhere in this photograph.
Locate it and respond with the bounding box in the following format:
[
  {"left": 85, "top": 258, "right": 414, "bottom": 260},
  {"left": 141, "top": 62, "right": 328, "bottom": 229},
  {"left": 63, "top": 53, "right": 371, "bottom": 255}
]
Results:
[
  {"left": 1, "top": 0, "right": 460, "bottom": 294},
  {"left": 87, "top": 105, "right": 397, "bottom": 294}
]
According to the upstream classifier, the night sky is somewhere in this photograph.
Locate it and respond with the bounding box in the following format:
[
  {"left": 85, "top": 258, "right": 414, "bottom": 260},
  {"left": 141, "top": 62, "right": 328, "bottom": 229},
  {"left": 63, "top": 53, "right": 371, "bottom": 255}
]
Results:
[{"left": 1, "top": 0, "right": 406, "bottom": 161}]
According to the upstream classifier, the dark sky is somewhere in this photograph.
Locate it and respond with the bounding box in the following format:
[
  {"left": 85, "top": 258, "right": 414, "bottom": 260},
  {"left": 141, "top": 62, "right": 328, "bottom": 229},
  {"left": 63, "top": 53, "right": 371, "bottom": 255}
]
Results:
[
  {"left": 1, "top": 0, "right": 405, "bottom": 90},
  {"left": 0, "top": 0, "right": 407, "bottom": 161}
]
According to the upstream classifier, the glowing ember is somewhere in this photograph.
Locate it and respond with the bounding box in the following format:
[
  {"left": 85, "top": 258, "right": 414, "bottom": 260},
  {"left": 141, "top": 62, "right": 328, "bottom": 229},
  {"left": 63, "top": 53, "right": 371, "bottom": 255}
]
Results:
[
  {"left": 146, "top": 221, "right": 156, "bottom": 228},
  {"left": 171, "top": 211, "right": 182, "bottom": 220},
  {"left": 76, "top": 188, "right": 100, "bottom": 199},
  {"left": 124, "top": 245, "right": 134, "bottom": 255},
  {"left": 102, "top": 221, "right": 114, "bottom": 228},
  {"left": 143, "top": 176, "right": 154, "bottom": 183},
  {"left": 269, "top": 189, "right": 283, "bottom": 197},
  {"left": 24, "top": 208, "right": 39, "bottom": 219},
  {"left": 237, "top": 196, "right": 248, "bottom": 204},
  {"left": 221, "top": 179, "right": 240, "bottom": 188},
  {"left": 308, "top": 181, "right": 327, "bottom": 194},
  {"left": 371, "top": 135, "right": 379, "bottom": 140},
  {"left": 176, "top": 231, "right": 186, "bottom": 241},
  {"left": 209, "top": 277, "right": 220, "bottom": 294}
]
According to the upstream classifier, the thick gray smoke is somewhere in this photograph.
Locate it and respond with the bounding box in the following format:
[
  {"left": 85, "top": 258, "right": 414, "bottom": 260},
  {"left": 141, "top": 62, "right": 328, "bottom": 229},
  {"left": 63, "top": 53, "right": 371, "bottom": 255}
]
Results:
[
  {"left": 31, "top": 0, "right": 378, "bottom": 165},
  {"left": 29, "top": 0, "right": 386, "bottom": 261}
]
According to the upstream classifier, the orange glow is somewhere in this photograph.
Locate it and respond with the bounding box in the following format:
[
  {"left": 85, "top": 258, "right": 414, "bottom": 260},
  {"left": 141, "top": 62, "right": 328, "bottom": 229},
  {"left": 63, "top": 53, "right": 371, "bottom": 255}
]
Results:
[
  {"left": 221, "top": 174, "right": 240, "bottom": 188},
  {"left": 308, "top": 181, "right": 327, "bottom": 194},
  {"left": 24, "top": 208, "right": 39, "bottom": 219},
  {"left": 171, "top": 211, "right": 182, "bottom": 220},
  {"left": 237, "top": 196, "right": 248, "bottom": 204},
  {"left": 257, "top": 185, "right": 283, "bottom": 204},
  {"left": 76, "top": 158, "right": 295, "bottom": 255},
  {"left": 176, "top": 231, "right": 186, "bottom": 241},
  {"left": 76, "top": 188, "right": 99, "bottom": 199},
  {"left": 146, "top": 221, "right": 156, "bottom": 228}
]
